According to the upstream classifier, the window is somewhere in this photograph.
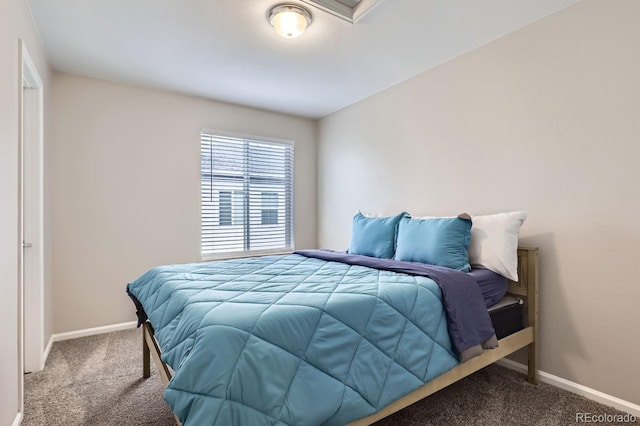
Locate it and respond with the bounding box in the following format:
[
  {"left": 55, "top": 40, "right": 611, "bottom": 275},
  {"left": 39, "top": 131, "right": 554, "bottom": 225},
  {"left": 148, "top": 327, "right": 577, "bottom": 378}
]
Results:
[
  {"left": 218, "top": 190, "right": 243, "bottom": 226},
  {"left": 219, "top": 191, "right": 232, "bottom": 226},
  {"left": 261, "top": 192, "right": 279, "bottom": 225},
  {"left": 201, "top": 132, "right": 294, "bottom": 258}
]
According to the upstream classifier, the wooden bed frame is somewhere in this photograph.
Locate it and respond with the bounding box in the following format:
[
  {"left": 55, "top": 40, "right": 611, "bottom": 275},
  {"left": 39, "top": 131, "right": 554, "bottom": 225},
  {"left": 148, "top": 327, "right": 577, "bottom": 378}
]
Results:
[{"left": 141, "top": 246, "right": 538, "bottom": 426}]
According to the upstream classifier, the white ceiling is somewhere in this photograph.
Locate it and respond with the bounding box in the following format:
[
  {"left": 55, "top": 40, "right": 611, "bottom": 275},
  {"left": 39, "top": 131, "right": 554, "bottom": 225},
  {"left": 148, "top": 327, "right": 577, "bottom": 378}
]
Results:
[{"left": 27, "top": 0, "right": 578, "bottom": 118}]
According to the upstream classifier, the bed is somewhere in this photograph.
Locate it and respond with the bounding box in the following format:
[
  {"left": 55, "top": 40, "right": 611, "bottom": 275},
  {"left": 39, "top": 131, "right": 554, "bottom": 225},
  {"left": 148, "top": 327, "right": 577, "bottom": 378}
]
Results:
[{"left": 128, "top": 212, "right": 538, "bottom": 425}]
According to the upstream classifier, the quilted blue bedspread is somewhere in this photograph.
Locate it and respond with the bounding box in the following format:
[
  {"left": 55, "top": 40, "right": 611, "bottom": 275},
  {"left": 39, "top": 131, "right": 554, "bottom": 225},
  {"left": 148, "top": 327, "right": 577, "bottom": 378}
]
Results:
[{"left": 127, "top": 252, "right": 486, "bottom": 425}]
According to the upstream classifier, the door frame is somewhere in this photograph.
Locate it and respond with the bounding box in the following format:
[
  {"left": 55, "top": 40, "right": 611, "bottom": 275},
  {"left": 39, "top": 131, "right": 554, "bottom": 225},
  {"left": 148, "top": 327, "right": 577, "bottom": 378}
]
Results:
[{"left": 18, "top": 38, "right": 45, "bottom": 416}]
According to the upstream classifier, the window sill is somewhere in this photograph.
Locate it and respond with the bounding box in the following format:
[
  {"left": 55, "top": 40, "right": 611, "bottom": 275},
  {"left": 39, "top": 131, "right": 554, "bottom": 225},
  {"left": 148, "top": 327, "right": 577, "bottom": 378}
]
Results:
[{"left": 201, "top": 249, "right": 294, "bottom": 262}]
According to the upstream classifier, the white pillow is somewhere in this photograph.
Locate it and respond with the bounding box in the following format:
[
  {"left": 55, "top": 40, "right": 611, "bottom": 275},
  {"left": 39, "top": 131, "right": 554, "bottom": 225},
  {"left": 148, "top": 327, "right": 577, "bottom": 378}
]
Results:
[
  {"left": 358, "top": 210, "right": 396, "bottom": 218},
  {"left": 468, "top": 211, "right": 527, "bottom": 281}
]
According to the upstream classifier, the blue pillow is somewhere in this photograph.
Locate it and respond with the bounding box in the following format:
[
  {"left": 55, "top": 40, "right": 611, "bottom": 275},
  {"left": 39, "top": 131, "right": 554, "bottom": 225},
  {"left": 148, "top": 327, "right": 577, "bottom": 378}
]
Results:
[
  {"left": 348, "top": 212, "right": 406, "bottom": 259},
  {"left": 394, "top": 215, "right": 472, "bottom": 271}
]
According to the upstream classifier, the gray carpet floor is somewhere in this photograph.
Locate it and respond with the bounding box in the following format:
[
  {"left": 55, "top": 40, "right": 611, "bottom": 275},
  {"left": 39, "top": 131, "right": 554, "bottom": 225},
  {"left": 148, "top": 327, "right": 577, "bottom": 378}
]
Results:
[{"left": 24, "top": 328, "right": 630, "bottom": 425}]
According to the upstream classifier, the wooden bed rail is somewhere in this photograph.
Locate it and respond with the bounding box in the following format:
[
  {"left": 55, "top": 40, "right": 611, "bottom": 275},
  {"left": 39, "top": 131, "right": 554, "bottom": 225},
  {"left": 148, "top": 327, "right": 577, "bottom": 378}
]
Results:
[{"left": 142, "top": 322, "right": 181, "bottom": 426}]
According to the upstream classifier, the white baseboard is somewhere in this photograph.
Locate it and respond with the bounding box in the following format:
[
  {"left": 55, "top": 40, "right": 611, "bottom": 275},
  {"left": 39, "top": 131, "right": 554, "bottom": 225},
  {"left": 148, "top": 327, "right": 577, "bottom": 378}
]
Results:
[
  {"left": 48, "top": 321, "right": 137, "bottom": 346},
  {"left": 43, "top": 321, "right": 138, "bottom": 365},
  {"left": 43, "top": 334, "right": 54, "bottom": 368},
  {"left": 12, "top": 412, "right": 22, "bottom": 426},
  {"left": 496, "top": 358, "right": 640, "bottom": 417}
]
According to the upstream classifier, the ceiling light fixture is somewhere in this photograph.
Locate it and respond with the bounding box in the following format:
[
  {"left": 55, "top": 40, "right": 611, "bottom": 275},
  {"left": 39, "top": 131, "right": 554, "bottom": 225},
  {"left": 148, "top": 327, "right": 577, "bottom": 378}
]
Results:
[{"left": 268, "top": 4, "right": 312, "bottom": 39}]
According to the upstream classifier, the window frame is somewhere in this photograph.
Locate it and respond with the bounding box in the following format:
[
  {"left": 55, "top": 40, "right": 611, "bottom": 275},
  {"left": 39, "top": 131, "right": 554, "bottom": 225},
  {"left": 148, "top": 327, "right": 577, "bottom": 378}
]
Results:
[{"left": 200, "top": 129, "right": 295, "bottom": 261}]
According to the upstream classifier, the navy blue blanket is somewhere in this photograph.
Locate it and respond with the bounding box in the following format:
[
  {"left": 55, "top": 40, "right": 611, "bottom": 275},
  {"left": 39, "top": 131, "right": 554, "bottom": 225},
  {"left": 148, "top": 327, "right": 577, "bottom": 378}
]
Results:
[{"left": 294, "top": 250, "right": 497, "bottom": 360}]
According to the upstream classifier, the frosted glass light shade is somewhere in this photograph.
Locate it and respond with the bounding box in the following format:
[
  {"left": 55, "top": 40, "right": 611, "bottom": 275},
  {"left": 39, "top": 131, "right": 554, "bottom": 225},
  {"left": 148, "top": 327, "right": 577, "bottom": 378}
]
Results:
[{"left": 269, "top": 5, "right": 312, "bottom": 39}]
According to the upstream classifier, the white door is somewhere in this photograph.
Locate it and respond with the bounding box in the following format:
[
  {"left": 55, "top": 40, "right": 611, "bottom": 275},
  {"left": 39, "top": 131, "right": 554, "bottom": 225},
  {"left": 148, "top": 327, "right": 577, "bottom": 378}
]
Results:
[{"left": 20, "top": 41, "right": 44, "bottom": 376}]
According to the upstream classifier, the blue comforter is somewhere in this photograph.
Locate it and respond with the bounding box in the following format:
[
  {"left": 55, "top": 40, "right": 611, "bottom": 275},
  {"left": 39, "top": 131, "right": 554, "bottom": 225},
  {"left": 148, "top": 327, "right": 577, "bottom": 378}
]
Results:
[{"left": 127, "top": 251, "right": 495, "bottom": 425}]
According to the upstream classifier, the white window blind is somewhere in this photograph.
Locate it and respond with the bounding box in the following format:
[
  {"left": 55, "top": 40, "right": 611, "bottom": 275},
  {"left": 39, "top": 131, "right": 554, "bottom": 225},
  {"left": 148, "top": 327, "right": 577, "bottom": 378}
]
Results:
[{"left": 201, "top": 132, "right": 294, "bottom": 258}]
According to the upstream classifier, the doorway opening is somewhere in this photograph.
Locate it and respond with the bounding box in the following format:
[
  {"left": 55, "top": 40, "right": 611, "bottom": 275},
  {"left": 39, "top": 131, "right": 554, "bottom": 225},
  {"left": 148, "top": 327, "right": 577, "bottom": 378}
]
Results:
[{"left": 18, "top": 39, "right": 45, "bottom": 417}]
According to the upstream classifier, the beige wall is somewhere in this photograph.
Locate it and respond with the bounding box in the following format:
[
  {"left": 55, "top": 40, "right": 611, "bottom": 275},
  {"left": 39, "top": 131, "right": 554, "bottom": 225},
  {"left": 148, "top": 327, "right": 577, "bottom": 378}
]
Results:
[
  {"left": 318, "top": 0, "right": 640, "bottom": 407},
  {"left": 0, "top": 0, "right": 50, "bottom": 423},
  {"left": 50, "top": 72, "right": 317, "bottom": 333}
]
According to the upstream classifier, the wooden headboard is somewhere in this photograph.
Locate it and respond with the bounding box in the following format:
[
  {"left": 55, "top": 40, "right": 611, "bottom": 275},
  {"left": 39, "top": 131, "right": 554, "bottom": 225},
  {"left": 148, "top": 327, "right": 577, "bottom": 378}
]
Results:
[
  {"left": 507, "top": 246, "right": 539, "bottom": 384},
  {"left": 508, "top": 247, "right": 539, "bottom": 296},
  {"left": 507, "top": 246, "right": 539, "bottom": 329}
]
